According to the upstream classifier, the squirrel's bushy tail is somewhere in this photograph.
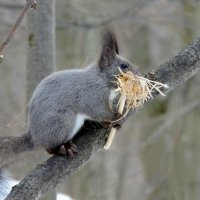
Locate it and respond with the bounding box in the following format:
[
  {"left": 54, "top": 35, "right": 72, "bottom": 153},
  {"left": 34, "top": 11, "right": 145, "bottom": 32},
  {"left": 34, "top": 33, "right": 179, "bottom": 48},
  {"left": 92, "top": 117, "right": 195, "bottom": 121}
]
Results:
[{"left": 0, "top": 131, "right": 34, "bottom": 168}]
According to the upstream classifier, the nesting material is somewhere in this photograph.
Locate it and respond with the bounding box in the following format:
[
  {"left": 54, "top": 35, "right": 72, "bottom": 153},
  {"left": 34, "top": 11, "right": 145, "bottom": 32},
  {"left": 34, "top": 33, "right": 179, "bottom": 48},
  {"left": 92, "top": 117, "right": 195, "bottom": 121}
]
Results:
[
  {"left": 104, "top": 68, "right": 168, "bottom": 150},
  {"left": 115, "top": 68, "right": 168, "bottom": 110}
]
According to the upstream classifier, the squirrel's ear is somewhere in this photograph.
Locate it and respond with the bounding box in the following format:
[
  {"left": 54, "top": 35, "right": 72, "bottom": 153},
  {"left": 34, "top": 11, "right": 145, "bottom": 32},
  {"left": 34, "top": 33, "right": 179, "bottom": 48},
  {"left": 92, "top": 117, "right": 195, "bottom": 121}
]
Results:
[{"left": 98, "top": 29, "right": 119, "bottom": 70}]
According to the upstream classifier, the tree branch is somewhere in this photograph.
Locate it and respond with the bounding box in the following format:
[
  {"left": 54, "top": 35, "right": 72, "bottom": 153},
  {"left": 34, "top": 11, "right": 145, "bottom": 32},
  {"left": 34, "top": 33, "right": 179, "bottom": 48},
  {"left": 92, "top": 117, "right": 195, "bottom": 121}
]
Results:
[
  {"left": 0, "top": 0, "right": 36, "bottom": 60},
  {"left": 146, "top": 38, "right": 200, "bottom": 92},
  {"left": 5, "top": 37, "right": 200, "bottom": 200}
]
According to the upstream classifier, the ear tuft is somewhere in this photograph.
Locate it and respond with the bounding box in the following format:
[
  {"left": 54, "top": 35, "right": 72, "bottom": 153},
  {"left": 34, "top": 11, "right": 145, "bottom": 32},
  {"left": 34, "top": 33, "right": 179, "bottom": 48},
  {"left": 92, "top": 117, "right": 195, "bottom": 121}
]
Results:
[
  {"left": 102, "top": 28, "right": 119, "bottom": 54},
  {"left": 98, "top": 28, "right": 119, "bottom": 70}
]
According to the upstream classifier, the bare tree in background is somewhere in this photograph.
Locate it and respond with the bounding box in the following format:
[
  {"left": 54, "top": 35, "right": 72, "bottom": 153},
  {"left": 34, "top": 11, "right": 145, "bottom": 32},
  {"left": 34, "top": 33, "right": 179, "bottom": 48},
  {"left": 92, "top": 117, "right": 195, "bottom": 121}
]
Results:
[
  {"left": 26, "top": 0, "right": 56, "bottom": 199},
  {"left": 26, "top": 0, "right": 55, "bottom": 100}
]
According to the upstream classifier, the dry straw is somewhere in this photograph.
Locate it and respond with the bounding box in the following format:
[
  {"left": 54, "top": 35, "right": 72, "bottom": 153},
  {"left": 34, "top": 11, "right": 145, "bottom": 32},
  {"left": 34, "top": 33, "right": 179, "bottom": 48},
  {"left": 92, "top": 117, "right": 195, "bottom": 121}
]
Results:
[{"left": 104, "top": 68, "right": 169, "bottom": 150}]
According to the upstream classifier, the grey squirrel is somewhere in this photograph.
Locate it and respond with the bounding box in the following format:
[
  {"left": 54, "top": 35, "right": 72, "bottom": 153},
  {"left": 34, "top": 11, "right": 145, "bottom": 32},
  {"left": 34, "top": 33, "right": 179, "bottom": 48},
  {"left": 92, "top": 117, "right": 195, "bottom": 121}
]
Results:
[{"left": 0, "top": 29, "right": 139, "bottom": 167}]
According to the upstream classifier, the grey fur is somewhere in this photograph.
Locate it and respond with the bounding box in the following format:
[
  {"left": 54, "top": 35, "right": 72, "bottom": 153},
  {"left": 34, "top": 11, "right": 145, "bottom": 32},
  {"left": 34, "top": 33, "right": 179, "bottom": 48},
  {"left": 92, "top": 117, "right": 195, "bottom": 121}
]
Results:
[
  {"left": 0, "top": 29, "right": 139, "bottom": 164},
  {"left": 0, "top": 131, "right": 34, "bottom": 168},
  {"left": 28, "top": 65, "right": 115, "bottom": 148}
]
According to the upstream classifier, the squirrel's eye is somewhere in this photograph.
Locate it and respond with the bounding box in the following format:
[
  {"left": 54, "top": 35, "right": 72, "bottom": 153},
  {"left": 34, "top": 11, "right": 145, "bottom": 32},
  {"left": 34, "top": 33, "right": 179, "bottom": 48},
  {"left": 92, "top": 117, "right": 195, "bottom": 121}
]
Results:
[{"left": 119, "top": 63, "right": 129, "bottom": 69}]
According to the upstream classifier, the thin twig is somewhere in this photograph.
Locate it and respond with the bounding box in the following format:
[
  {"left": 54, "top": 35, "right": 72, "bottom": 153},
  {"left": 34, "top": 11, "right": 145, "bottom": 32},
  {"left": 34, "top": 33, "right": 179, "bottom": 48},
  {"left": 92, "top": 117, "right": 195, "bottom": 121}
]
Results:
[{"left": 0, "top": 0, "right": 37, "bottom": 60}]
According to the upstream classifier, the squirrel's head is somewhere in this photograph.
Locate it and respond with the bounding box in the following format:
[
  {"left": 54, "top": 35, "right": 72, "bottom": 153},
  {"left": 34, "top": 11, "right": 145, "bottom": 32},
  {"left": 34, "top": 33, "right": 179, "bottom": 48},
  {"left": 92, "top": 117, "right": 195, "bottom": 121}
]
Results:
[{"left": 98, "top": 28, "right": 139, "bottom": 85}]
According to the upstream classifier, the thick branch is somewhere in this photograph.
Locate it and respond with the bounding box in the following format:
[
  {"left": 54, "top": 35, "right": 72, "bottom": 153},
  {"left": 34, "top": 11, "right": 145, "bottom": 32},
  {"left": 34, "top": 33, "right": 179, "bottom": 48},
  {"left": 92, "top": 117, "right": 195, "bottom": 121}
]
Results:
[
  {"left": 146, "top": 38, "right": 200, "bottom": 92},
  {"left": 5, "top": 38, "right": 200, "bottom": 200}
]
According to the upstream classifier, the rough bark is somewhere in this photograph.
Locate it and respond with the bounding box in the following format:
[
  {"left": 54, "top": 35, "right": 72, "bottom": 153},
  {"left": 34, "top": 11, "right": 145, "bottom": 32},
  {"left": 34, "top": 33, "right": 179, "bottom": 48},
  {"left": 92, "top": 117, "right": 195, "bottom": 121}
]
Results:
[{"left": 5, "top": 37, "right": 200, "bottom": 200}]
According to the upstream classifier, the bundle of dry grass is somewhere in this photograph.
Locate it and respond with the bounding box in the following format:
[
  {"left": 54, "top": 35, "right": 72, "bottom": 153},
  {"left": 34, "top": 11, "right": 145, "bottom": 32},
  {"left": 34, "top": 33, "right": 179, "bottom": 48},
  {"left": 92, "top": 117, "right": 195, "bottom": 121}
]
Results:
[
  {"left": 104, "top": 68, "right": 168, "bottom": 150},
  {"left": 115, "top": 68, "right": 168, "bottom": 110}
]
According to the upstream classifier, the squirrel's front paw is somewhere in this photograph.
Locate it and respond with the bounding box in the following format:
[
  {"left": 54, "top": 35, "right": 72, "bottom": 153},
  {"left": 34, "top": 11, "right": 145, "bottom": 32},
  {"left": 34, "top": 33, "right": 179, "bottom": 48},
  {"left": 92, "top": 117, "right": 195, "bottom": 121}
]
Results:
[
  {"left": 111, "top": 112, "right": 123, "bottom": 130},
  {"left": 113, "top": 112, "right": 123, "bottom": 120},
  {"left": 100, "top": 120, "right": 122, "bottom": 130},
  {"left": 100, "top": 121, "right": 113, "bottom": 129}
]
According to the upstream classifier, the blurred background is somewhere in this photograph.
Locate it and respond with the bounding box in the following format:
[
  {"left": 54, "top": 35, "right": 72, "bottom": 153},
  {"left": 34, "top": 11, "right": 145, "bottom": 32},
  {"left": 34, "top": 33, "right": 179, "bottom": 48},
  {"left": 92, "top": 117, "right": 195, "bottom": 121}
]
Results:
[{"left": 0, "top": 0, "right": 200, "bottom": 200}]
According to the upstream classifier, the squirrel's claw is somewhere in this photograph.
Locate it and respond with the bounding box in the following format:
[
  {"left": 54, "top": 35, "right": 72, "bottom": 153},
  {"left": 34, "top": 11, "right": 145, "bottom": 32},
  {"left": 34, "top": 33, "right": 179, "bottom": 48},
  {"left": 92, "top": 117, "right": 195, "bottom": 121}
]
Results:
[
  {"left": 46, "top": 140, "right": 78, "bottom": 158},
  {"left": 64, "top": 141, "right": 78, "bottom": 158},
  {"left": 58, "top": 145, "right": 66, "bottom": 156}
]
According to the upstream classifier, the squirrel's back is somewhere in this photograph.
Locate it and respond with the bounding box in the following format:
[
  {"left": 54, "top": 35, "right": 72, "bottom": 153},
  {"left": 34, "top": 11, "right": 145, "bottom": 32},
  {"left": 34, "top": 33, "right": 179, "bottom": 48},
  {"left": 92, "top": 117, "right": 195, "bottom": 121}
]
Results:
[{"left": 28, "top": 64, "right": 111, "bottom": 119}]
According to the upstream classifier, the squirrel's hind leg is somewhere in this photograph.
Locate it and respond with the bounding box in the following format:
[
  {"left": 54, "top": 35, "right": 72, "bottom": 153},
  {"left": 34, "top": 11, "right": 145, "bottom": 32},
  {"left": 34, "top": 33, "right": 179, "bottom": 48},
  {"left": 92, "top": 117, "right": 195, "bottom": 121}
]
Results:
[
  {"left": 46, "top": 140, "right": 78, "bottom": 158},
  {"left": 43, "top": 109, "right": 79, "bottom": 157}
]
